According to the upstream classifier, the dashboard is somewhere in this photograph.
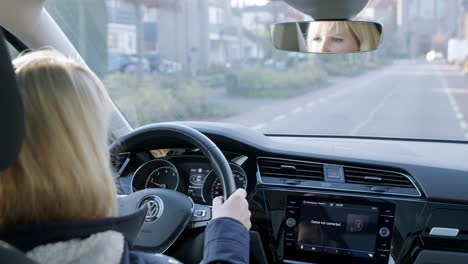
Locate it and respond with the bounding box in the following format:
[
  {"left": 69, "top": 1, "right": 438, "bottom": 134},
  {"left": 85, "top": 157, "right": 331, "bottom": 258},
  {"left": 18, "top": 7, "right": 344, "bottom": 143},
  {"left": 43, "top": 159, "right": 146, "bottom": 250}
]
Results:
[
  {"left": 116, "top": 148, "right": 253, "bottom": 205},
  {"left": 113, "top": 122, "right": 468, "bottom": 264}
]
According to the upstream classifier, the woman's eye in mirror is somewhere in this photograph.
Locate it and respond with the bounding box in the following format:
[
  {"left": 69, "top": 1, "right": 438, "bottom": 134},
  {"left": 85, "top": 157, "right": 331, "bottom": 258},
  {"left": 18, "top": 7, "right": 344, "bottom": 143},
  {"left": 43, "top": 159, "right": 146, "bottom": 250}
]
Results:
[{"left": 331, "top": 37, "right": 344, "bottom": 43}]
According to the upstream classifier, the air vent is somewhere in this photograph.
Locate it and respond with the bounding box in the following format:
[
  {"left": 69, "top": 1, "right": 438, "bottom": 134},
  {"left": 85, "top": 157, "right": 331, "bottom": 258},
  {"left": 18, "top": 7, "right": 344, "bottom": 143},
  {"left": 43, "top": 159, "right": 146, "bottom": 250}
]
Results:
[
  {"left": 258, "top": 157, "right": 324, "bottom": 181},
  {"left": 344, "top": 166, "right": 415, "bottom": 189}
]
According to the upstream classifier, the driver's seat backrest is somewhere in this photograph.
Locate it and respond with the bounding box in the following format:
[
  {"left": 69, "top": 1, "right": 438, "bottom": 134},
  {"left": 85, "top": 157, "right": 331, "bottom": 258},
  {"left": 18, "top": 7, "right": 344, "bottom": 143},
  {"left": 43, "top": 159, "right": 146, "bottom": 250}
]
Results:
[
  {"left": 0, "top": 28, "right": 24, "bottom": 171},
  {"left": 0, "top": 29, "right": 35, "bottom": 263},
  {"left": 0, "top": 241, "right": 36, "bottom": 264}
]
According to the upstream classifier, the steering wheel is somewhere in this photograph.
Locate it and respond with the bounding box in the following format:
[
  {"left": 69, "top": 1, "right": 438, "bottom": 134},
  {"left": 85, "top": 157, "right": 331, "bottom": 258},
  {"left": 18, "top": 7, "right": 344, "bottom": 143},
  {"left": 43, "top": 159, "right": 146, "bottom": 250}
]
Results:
[{"left": 109, "top": 123, "right": 236, "bottom": 253}]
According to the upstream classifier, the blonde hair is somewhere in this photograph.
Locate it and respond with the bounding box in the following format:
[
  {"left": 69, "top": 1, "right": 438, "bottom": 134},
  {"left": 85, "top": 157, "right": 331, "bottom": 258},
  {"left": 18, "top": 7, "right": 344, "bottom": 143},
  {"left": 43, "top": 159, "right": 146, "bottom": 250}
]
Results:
[
  {"left": 0, "top": 49, "right": 117, "bottom": 227},
  {"left": 307, "top": 21, "right": 381, "bottom": 52}
]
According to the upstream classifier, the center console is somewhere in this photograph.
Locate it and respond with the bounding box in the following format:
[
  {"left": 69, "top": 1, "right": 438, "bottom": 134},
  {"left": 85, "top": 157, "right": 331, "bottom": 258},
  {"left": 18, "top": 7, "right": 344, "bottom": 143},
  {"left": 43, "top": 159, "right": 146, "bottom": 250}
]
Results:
[{"left": 283, "top": 195, "right": 395, "bottom": 264}]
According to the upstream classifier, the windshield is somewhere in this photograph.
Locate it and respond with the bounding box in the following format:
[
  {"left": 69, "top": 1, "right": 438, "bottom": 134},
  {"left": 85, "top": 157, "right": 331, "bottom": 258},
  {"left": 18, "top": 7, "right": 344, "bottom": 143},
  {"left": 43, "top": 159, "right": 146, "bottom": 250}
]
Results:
[{"left": 45, "top": 0, "right": 468, "bottom": 141}]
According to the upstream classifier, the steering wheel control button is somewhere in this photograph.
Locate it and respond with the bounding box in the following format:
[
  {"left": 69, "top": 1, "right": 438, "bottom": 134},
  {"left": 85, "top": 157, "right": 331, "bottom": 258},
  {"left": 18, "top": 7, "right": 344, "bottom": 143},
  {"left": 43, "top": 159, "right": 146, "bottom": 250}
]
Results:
[
  {"left": 191, "top": 204, "right": 212, "bottom": 223},
  {"left": 138, "top": 195, "right": 164, "bottom": 222},
  {"left": 286, "top": 218, "right": 297, "bottom": 227},
  {"left": 429, "top": 227, "right": 459, "bottom": 237},
  {"left": 379, "top": 227, "right": 391, "bottom": 238},
  {"left": 194, "top": 209, "right": 206, "bottom": 218}
]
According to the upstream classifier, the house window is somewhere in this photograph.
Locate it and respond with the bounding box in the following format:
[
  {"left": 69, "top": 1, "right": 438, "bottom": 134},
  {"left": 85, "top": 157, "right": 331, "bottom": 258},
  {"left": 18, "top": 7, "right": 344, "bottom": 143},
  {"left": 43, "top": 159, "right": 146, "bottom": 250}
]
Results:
[
  {"left": 209, "top": 7, "right": 223, "bottom": 24},
  {"left": 109, "top": 33, "right": 119, "bottom": 49},
  {"left": 409, "top": 0, "right": 436, "bottom": 20},
  {"left": 436, "top": 1, "right": 447, "bottom": 19}
]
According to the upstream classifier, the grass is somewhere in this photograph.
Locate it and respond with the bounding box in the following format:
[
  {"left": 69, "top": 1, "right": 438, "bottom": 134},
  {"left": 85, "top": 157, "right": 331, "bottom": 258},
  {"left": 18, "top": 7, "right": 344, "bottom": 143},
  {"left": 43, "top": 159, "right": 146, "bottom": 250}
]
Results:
[{"left": 105, "top": 73, "right": 231, "bottom": 127}]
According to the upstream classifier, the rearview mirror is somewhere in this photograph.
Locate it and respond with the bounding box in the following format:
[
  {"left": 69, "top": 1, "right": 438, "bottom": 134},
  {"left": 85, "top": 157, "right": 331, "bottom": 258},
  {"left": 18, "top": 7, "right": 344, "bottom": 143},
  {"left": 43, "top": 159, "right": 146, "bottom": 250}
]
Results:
[{"left": 270, "top": 21, "right": 382, "bottom": 54}]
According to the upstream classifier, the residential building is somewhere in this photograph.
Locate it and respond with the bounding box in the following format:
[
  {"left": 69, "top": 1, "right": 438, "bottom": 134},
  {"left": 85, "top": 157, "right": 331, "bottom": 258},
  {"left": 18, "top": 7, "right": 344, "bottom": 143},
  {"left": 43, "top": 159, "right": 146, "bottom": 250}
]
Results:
[
  {"left": 105, "top": 0, "right": 299, "bottom": 73},
  {"left": 396, "top": 0, "right": 460, "bottom": 57},
  {"left": 107, "top": 0, "right": 158, "bottom": 54},
  {"left": 156, "top": 0, "right": 210, "bottom": 72},
  {"left": 107, "top": 1, "right": 137, "bottom": 54}
]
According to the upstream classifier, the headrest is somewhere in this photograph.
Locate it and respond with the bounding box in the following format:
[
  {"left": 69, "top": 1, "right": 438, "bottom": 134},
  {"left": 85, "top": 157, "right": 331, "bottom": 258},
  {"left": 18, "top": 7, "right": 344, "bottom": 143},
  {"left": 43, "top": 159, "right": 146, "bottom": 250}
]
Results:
[{"left": 0, "top": 30, "right": 24, "bottom": 171}]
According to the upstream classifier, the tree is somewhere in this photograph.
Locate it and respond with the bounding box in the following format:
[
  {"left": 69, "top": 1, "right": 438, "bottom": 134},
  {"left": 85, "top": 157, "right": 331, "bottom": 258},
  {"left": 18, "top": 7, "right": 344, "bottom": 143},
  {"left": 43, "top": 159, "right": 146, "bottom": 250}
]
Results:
[{"left": 121, "top": 0, "right": 180, "bottom": 78}]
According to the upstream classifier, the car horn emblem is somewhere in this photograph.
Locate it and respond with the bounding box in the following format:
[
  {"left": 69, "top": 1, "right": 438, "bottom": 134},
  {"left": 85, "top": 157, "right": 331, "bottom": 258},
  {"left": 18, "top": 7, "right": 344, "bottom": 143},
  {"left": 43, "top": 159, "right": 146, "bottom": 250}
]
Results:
[{"left": 138, "top": 195, "right": 163, "bottom": 222}]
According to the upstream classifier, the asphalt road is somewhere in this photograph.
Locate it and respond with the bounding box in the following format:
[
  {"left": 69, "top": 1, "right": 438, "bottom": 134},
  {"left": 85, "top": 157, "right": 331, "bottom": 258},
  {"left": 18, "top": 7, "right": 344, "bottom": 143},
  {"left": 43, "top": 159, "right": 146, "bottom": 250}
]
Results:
[{"left": 224, "top": 60, "right": 468, "bottom": 141}]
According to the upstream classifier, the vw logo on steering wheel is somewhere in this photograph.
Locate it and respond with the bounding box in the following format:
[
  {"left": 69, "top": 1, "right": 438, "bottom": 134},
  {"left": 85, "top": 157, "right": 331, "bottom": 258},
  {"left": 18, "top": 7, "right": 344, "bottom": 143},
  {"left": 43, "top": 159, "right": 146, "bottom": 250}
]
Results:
[{"left": 138, "top": 195, "right": 164, "bottom": 222}]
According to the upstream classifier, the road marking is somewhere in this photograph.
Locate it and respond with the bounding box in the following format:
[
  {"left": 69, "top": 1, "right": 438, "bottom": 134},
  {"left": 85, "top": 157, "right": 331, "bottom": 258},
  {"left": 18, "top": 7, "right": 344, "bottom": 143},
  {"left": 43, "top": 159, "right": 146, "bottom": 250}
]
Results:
[
  {"left": 460, "top": 121, "right": 468, "bottom": 130},
  {"left": 435, "top": 65, "right": 468, "bottom": 138},
  {"left": 449, "top": 98, "right": 456, "bottom": 105},
  {"left": 273, "top": 114, "right": 286, "bottom": 122},
  {"left": 306, "top": 102, "right": 316, "bottom": 108},
  {"left": 350, "top": 90, "right": 395, "bottom": 135},
  {"left": 251, "top": 123, "right": 266, "bottom": 130},
  {"left": 292, "top": 107, "right": 303, "bottom": 114},
  {"left": 447, "top": 94, "right": 456, "bottom": 103}
]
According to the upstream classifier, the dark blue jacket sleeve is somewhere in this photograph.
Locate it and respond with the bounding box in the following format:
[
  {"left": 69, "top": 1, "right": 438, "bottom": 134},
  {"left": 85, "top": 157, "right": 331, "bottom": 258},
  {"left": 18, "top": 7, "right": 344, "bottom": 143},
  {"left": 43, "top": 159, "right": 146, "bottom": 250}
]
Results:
[{"left": 202, "top": 217, "right": 250, "bottom": 264}]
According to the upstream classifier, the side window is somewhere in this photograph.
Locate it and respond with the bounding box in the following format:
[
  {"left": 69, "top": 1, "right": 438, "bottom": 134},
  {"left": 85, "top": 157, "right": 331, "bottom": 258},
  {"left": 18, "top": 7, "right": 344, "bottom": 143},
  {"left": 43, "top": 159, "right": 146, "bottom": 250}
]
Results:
[{"left": 6, "top": 41, "right": 20, "bottom": 59}]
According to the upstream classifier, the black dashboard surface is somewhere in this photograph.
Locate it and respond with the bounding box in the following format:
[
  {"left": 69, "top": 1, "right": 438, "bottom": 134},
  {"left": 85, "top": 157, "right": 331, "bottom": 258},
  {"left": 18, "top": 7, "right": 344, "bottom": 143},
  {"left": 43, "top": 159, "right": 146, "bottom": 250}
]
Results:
[
  {"left": 115, "top": 121, "right": 468, "bottom": 264},
  {"left": 175, "top": 122, "right": 468, "bottom": 203}
]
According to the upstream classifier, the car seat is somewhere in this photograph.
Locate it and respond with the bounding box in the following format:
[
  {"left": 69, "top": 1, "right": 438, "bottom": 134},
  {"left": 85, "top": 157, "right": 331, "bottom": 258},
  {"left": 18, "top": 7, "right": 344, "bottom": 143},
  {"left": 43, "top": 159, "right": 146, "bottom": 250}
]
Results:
[{"left": 0, "top": 28, "right": 38, "bottom": 264}]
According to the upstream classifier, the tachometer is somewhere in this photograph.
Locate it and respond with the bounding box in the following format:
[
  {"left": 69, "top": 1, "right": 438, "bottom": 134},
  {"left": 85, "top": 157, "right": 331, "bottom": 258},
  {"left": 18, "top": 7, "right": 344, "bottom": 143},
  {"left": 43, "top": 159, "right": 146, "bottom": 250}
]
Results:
[
  {"left": 144, "top": 166, "right": 179, "bottom": 190},
  {"left": 202, "top": 163, "right": 248, "bottom": 204},
  {"left": 132, "top": 159, "right": 180, "bottom": 191}
]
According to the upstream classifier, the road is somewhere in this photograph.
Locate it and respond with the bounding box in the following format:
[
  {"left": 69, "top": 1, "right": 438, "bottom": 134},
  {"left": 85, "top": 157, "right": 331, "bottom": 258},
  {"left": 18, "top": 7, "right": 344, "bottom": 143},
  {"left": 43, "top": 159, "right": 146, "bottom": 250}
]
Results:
[{"left": 223, "top": 60, "right": 468, "bottom": 141}]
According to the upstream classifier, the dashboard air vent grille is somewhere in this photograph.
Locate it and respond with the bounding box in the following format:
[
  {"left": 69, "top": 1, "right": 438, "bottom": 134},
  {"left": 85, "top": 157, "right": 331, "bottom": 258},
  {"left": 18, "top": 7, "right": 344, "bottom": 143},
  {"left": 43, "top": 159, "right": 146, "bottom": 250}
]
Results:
[
  {"left": 258, "top": 158, "right": 324, "bottom": 181},
  {"left": 344, "top": 167, "right": 414, "bottom": 188}
]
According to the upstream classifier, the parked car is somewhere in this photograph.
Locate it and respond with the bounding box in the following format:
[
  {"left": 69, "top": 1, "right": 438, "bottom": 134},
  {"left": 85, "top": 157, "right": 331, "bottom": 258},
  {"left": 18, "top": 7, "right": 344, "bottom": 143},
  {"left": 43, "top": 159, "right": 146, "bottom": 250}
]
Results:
[
  {"left": 426, "top": 50, "right": 443, "bottom": 62},
  {"left": 145, "top": 54, "right": 182, "bottom": 73},
  {"left": 108, "top": 52, "right": 150, "bottom": 73}
]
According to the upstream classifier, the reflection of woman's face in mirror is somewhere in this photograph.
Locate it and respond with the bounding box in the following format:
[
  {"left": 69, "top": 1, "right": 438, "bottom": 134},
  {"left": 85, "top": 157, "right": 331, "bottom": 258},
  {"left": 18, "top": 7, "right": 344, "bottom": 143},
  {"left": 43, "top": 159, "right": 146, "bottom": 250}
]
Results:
[{"left": 307, "top": 22, "right": 360, "bottom": 53}]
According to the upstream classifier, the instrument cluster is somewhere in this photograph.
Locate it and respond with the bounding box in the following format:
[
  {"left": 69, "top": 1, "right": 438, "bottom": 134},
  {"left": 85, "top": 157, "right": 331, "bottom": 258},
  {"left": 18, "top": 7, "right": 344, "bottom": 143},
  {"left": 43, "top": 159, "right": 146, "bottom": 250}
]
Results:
[{"left": 118, "top": 149, "right": 249, "bottom": 205}]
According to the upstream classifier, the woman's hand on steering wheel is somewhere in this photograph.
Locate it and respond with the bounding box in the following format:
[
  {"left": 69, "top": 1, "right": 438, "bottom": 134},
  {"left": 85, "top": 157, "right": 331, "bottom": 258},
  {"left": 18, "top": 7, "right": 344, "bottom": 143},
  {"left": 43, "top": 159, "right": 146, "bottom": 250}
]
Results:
[{"left": 212, "top": 189, "right": 251, "bottom": 230}]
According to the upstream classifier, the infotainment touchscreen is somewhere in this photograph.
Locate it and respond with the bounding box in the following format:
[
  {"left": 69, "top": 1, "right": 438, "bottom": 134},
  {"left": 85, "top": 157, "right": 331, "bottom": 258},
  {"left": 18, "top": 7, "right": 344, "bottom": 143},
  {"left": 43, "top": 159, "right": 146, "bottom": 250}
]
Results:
[{"left": 283, "top": 196, "right": 395, "bottom": 264}]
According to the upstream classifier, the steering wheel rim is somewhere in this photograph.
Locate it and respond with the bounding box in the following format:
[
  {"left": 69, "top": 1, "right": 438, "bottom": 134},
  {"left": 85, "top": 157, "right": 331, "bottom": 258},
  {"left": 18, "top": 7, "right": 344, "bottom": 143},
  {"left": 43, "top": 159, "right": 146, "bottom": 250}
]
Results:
[
  {"left": 109, "top": 123, "right": 236, "bottom": 252},
  {"left": 110, "top": 123, "right": 236, "bottom": 198}
]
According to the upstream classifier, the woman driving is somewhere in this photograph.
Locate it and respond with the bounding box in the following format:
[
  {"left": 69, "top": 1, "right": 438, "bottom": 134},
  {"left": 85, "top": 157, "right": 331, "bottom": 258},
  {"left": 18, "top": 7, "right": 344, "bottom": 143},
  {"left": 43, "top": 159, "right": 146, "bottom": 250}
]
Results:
[{"left": 0, "top": 49, "right": 251, "bottom": 264}]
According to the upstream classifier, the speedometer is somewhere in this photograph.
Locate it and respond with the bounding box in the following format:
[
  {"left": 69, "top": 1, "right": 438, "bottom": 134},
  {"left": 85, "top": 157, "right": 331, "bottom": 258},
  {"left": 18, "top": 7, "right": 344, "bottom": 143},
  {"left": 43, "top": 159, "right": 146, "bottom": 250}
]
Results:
[
  {"left": 202, "top": 163, "right": 248, "bottom": 204},
  {"left": 211, "top": 170, "right": 247, "bottom": 198}
]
